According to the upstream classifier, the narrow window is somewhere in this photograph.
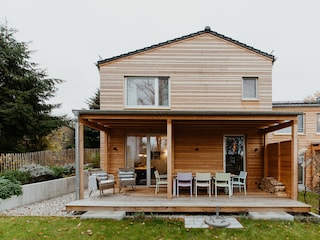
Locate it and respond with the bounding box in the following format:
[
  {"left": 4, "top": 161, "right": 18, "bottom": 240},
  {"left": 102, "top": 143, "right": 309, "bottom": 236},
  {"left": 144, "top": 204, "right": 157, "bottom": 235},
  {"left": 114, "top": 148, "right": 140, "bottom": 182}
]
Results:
[
  {"left": 317, "top": 113, "right": 320, "bottom": 133},
  {"left": 242, "top": 77, "right": 258, "bottom": 100},
  {"left": 298, "top": 114, "right": 304, "bottom": 133}
]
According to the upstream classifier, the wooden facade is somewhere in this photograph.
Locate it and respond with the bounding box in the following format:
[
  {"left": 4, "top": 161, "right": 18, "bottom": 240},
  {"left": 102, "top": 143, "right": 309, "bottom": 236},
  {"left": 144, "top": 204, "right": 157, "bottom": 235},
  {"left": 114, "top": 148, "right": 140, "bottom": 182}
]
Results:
[
  {"left": 74, "top": 27, "right": 300, "bottom": 203},
  {"left": 99, "top": 31, "right": 273, "bottom": 112},
  {"left": 271, "top": 102, "right": 320, "bottom": 190}
]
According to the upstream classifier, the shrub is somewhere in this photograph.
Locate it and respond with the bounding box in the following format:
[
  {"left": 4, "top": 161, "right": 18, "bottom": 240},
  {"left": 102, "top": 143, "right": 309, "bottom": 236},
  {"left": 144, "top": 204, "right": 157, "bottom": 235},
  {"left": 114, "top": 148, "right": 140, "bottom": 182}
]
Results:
[
  {"left": 90, "top": 152, "right": 100, "bottom": 168},
  {"left": 19, "top": 164, "right": 54, "bottom": 183},
  {"left": 0, "top": 177, "right": 23, "bottom": 199},
  {"left": 0, "top": 170, "right": 31, "bottom": 185},
  {"left": 49, "top": 166, "right": 69, "bottom": 179},
  {"left": 63, "top": 164, "right": 76, "bottom": 175}
]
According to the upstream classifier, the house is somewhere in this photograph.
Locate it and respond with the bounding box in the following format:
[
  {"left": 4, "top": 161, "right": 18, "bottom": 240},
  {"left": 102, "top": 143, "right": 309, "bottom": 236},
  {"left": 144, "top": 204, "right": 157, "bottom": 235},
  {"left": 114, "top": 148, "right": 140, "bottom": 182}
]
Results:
[
  {"left": 271, "top": 100, "right": 320, "bottom": 190},
  {"left": 73, "top": 26, "right": 300, "bottom": 201}
]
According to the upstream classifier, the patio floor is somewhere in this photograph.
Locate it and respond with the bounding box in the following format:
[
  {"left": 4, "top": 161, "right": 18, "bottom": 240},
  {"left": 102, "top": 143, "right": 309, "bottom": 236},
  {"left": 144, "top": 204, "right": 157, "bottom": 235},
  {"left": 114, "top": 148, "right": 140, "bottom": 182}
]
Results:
[{"left": 66, "top": 187, "right": 311, "bottom": 214}]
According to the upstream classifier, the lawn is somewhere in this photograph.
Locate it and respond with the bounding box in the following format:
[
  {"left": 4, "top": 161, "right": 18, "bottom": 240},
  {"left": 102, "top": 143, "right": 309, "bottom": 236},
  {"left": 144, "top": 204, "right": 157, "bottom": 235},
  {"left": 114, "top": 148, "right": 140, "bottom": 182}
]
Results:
[
  {"left": 298, "top": 191, "right": 319, "bottom": 214},
  {"left": 0, "top": 215, "right": 319, "bottom": 240}
]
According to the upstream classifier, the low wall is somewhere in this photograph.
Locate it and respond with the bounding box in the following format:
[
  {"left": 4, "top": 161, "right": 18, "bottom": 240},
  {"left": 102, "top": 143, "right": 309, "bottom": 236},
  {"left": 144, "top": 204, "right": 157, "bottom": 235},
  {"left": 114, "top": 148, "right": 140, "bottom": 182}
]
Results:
[{"left": 0, "top": 175, "right": 88, "bottom": 212}]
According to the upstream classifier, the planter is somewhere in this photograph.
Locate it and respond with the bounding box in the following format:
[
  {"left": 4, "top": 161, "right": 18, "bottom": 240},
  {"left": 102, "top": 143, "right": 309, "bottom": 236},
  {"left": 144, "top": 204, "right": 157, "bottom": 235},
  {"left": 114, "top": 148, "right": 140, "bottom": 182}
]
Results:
[{"left": 0, "top": 175, "right": 88, "bottom": 212}]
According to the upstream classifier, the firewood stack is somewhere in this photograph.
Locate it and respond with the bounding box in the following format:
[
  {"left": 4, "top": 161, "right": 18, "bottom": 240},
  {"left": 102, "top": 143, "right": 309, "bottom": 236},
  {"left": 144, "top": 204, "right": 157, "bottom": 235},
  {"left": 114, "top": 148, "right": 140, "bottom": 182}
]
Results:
[{"left": 260, "top": 177, "right": 287, "bottom": 196}]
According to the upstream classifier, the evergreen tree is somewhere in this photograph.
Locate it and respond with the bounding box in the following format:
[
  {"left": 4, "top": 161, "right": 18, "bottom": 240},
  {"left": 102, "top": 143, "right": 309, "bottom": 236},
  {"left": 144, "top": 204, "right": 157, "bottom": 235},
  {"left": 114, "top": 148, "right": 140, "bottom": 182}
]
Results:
[
  {"left": 0, "top": 23, "right": 65, "bottom": 152},
  {"left": 84, "top": 89, "right": 100, "bottom": 148},
  {"left": 86, "top": 88, "right": 100, "bottom": 110}
]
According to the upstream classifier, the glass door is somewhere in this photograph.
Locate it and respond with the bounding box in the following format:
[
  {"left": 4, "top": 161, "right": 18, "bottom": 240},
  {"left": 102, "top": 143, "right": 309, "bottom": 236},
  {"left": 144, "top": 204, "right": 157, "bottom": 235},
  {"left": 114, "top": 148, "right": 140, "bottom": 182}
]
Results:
[
  {"left": 126, "top": 135, "right": 167, "bottom": 186},
  {"left": 224, "top": 135, "right": 245, "bottom": 174}
]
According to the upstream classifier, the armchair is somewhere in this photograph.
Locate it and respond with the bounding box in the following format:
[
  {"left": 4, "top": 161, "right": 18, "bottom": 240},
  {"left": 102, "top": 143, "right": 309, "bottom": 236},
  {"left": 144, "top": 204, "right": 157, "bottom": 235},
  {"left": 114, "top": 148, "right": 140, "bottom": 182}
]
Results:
[
  {"left": 118, "top": 168, "right": 136, "bottom": 193},
  {"left": 88, "top": 169, "right": 115, "bottom": 196},
  {"left": 97, "top": 173, "right": 115, "bottom": 196}
]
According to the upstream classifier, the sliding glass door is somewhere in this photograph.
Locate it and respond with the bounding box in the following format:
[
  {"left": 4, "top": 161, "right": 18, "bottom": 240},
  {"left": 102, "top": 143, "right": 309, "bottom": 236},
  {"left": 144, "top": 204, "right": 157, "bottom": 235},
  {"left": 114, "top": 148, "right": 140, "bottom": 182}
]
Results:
[{"left": 126, "top": 135, "right": 167, "bottom": 186}]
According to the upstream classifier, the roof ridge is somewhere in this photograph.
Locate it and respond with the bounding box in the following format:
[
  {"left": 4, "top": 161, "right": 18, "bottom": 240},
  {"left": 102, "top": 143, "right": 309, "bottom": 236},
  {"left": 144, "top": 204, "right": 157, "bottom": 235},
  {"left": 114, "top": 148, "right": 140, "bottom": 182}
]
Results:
[{"left": 97, "top": 27, "right": 275, "bottom": 66}]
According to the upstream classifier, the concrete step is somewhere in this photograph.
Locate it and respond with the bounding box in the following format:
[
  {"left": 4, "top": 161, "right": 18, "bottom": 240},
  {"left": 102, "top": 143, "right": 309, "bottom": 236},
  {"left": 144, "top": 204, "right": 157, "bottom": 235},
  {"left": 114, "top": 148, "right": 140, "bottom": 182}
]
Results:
[
  {"left": 80, "top": 211, "right": 126, "bottom": 220},
  {"left": 248, "top": 212, "right": 294, "bottom": 221}
]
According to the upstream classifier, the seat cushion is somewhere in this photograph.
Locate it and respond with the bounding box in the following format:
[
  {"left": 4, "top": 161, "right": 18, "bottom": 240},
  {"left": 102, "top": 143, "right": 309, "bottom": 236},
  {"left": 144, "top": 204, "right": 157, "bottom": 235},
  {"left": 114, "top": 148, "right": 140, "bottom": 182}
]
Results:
[
  {"left": 120, "top": 178, "right": 135, "bottom": 181},
  {"left": 97, "top": 176, "right": 108, "bottom": 181},
  {"left": 100, "top": 179, "right": 114, "bottom": 184},
  {"left": 119, "top": 172, "right": 135, "bottom": 178}
]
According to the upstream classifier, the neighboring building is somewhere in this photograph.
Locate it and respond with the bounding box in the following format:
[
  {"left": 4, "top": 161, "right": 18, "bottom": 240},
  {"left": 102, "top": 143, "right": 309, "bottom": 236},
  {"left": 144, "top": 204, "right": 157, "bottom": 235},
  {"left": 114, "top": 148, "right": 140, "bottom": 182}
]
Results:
[
  {"left": 272, "top": 101, "right": 320, "bottom": 190},
  {"left": 74, "top": 27, "right": 300, "bottom": 200}
]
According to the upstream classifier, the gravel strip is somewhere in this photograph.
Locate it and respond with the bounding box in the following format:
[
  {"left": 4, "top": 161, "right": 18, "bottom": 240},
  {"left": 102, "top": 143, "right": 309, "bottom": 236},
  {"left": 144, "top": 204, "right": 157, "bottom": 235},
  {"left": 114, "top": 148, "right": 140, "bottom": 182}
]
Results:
[{"left": 0, "top": 192, "right": 78, "bottom": 217}]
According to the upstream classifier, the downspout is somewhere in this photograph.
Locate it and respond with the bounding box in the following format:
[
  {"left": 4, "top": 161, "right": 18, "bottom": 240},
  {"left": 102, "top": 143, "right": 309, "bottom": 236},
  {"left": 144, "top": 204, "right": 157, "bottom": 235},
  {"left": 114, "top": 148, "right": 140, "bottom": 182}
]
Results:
[{"left": 73, "top": 110, "right": 80, "bottom": 200}]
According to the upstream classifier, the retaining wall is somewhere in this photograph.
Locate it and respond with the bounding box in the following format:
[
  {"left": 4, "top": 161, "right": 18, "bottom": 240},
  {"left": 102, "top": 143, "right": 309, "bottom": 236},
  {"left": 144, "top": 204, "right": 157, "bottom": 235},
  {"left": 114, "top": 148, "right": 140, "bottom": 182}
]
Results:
[{"left": 0, "top": 175, "right": 88, "bottom": 212}]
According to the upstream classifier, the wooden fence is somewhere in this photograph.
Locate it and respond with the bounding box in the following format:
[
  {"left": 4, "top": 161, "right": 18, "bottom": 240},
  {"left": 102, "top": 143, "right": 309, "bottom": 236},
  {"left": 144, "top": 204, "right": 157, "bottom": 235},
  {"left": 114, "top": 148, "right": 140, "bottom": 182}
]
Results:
[{"left": 0, "top": 148, "right": 99, "bottom": 173}]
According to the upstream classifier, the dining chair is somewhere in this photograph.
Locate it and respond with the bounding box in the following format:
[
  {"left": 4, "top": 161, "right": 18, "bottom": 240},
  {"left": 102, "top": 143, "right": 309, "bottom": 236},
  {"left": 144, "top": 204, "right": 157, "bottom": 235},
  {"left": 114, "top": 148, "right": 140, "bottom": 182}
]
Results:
[
  {"left": 154, "top": 170, "right": 168, "bottom": 194},
  {"left": 195, "top": 172, "right": 211, "bottom": 197},
  {"left": 214, "top": 172, "right": 232, "bottom": 198},
  {"left": 176, "top": 172, "right": 193, "bottom": 197},
  {"left": 231, "top": 171, "right": 247, "bottom": 195}
]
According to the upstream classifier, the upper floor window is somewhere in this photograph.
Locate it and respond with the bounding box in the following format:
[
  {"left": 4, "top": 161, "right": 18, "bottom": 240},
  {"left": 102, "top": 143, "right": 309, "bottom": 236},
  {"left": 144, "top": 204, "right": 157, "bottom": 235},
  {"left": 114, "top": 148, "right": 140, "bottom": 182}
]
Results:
[
  {"left": 276, "top": 114, "right": 305, "bottom": 134},
  {"left": 242, "top": 77, "right": 258, "bottom": 100},
  {"left": 317, "top": 113, "right": 320, "bottom": 133},
  {"left": 126, "top": 77, "right": 169, "bottom": 108}
]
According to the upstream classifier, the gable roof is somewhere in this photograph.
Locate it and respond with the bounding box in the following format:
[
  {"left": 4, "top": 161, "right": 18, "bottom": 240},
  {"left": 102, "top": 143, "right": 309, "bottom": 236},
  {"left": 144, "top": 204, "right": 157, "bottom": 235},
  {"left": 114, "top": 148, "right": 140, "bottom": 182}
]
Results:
[{"left": 97, "top": 26, "right": 275, "bottom": 66}]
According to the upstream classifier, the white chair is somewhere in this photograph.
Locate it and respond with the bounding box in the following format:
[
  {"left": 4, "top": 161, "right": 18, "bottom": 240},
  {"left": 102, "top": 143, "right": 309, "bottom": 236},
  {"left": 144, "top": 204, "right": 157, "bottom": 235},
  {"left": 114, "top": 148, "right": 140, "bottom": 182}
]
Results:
[
  {"left": 195, "top": 172, "right": 211, "bottom": 197},
  {"left": 214, "top": 172, "right": 232, "bottom": 198},
  {"left": 232, "top": 171, "right": 247, "bottom": 195},
  {"left": 154, "top": 170, "right": 167, "bottom": 194},
  {"left": 176, "top": 172, "right": 193, "bottom": 197}
]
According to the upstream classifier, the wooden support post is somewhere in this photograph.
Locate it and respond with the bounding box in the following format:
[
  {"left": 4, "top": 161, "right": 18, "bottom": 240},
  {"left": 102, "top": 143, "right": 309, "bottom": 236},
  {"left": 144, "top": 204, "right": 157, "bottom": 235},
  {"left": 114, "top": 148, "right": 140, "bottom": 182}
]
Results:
[
  {"left": 263, "top": 133, "right": 268, "bottom": 177},
  {"left": 291, "top": 119, "right": 298, "bottom": 200},
  {"left": 79, "top": 122, "right": 84, "bottom": 199},
  {"left": 278, "top": 142, "right": 281, "bottom": 181},
  {"left": 101, "top": 131, "right": 108, "bottom": 171},
  {"left": 167, "top": 119, "right": 173, "bottom": 199}
]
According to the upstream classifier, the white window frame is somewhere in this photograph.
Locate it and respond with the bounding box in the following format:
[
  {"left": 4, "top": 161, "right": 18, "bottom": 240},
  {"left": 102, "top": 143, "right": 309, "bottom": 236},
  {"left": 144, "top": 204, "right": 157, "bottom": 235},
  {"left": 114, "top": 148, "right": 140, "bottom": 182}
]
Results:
[
  {"left": 125, "top": 77, "right": 170, "bottom": 108},
  {"left": 317, "top": 113, "right": 320, "bottom": 133},
  {"left": 298, "top": 113, "right": 305, "bottom": 134},
  {"left": 242, "top": 77, "right": 258, "bottom": 100}
]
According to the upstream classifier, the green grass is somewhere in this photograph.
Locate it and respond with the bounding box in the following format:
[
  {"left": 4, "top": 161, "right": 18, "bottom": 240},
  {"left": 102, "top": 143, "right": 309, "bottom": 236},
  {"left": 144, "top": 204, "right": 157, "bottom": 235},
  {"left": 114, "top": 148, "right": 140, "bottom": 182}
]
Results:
[
  {"left": 298, "top": 191, "right": 319, "bottom": 213},
  {"left": 0, "top": 216, "right": 319, "bottom": 240}
]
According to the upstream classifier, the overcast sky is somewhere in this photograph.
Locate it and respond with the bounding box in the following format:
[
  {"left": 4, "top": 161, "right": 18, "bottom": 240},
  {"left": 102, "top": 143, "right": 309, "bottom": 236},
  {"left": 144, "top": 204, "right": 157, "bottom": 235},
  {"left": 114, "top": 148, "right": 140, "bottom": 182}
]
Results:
[{"left": 1, "top": 0, "right": 319, "bottom": 117}]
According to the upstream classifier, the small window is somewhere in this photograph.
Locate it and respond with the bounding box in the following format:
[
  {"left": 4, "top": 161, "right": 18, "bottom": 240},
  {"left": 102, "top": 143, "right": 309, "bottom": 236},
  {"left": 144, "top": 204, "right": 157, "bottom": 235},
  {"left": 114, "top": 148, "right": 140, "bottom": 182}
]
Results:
[
  {"left": 298, "top": 114, "right": 304, "bottom": 133},
  {"left": 126, "top": 77, "right": 169, "bottom": 108},
  {"left": 317, "top": 113, "right": 320, "bottom": 133},
  {"left": 242, "top": 77, "right": 258, "bottom": 100}
]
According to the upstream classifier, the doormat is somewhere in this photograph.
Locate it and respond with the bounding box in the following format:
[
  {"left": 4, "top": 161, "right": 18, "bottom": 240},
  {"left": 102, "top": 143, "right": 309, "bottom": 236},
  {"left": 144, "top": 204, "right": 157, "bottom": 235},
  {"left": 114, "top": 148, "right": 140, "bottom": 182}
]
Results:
[{"left": 184, "top": 216, "right": 243, "bottom": 229}]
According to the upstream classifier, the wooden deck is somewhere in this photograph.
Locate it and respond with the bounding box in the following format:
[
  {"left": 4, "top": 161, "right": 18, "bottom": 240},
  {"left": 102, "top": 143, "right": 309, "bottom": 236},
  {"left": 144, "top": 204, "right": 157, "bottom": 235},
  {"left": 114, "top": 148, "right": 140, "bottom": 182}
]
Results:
[{"left": 66, "top": 187, "right": 311, "bottom": 214}]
